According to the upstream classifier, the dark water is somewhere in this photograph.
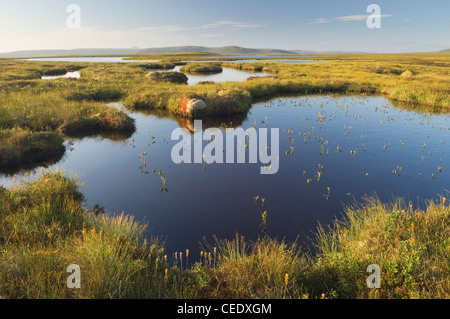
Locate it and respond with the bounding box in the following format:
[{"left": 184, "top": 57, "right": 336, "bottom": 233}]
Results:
[{"left": 1, "top": 96, "right": 449, "bottom": 256}]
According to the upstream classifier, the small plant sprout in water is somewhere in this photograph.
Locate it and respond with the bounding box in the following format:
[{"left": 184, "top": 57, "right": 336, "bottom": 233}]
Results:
[
  {"left": 139, "top": 153, "right": 149, "bottom": 174},
  {"left": 285, "top": 145, "right": 295, "bottom": 156},
  {"left": 260, "top": 211, "right": 268, "bottom": 235},
  {"left": 159, "top": 171, "right": 168, "bottom": 193},
  {"left": 254, "top": 196, "right": 268, "bottom": 234},
  {"left": 392, "top": 165, "right": 403, "bottom": 177},
  {"left": 316, "top": 164, "right": 324, "bottom": 182},
  {"left": 325, "top": 187, "right": 331, "bottom": 201},
  {"left": 147, "top": 133, "right": 156, "bottom": 146}
]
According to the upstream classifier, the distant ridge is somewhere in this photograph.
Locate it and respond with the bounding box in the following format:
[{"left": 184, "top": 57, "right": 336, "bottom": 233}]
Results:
[
  {"left": 0, "top": 46, "right": 298, "bottom": 58},
  {"left": 137, "top": 46, "right": 210, "bottom": 54},
  {"left": 1, "top": 46, "right": 448, "bottom": 58},
  {"left": 138, "top": 46, "right": 296, "bottom": 55},
  {"left": 0, "top": 48, "right": 141, "bottom": 58}
]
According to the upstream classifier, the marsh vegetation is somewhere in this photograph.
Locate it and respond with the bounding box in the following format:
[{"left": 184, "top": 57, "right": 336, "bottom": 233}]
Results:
[
  {"left": 0, "top": 52, "right": 449, "bottom": 299},
  {"left": 0, "top": 172, "right": 447, "bottom": 299}
]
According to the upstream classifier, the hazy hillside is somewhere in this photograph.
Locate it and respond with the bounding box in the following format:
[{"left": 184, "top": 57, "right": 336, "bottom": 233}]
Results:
[
  {"left": 207, "top": 46, "right": 295, "bottom": 55},
  {"left": 0, "top": 48, "right": 141, "bottom": 58},
  {"left": 1, "top": 46, "right": 447, "bottom": 58},
  {"left": 138, "top": 46, "right": 295, "bottom": 55},
  {"left": 0, "top": 46, "right": 297, "bottom": 58},
  {"left": 137, "top": 46, "right": 210, "bottom": 54}
]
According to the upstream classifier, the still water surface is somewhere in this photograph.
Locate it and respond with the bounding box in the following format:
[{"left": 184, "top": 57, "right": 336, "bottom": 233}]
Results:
[
  {"left": 170, "top": 66, "right": 273, "bottom": 85},
  {"left": 1, "top": 95, "right": 449, "bottom": 255}
]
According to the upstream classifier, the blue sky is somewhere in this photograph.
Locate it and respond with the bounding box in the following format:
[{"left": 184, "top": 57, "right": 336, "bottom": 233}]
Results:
[{"left": 0, "top": 0, "right": 449, "bottom": 53}]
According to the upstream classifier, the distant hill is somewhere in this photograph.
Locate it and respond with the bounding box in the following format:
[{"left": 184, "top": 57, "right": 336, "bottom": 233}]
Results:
[
  {"left": 0, "top": 46, "right": 298, "bottom": 58},
  {"left": 208, "top": 46, "right": 296, "bottom": 55},
  {"left": 137, "top": 46, "right": 210, "bottom": 54},
  {"left": 290, "top": 49, "right": 367, "bottom": 54},
  {"left": 138, "top": 46, "right": 296, "bottom": 55},
  {"left": 3, "top": 46, "right": 446, "bottom": 58},
  {"left": 0, "top": 48, "right": 141, "bottom": 58}
]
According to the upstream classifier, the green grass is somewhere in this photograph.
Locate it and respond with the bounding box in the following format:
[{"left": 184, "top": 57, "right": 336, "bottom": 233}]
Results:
[
  {"left": 137, "top": 63, "right": 176, "bottom": 70},
  {"left": 122, "top": 53, "right": 450, "bottom": 117},
  {"left": 180, "top": 63, "right": 223, "bottom": 74},
  {"left": 0, "top": 54, "right": 448, "bottom": 300},
  {"left": 42, "top": 68, "right": 68, "bottom": 76},
  {"left": 0, "top": 62, "right": 136, "bottom": 171},
  {"left": 1, "top": 52, "right": 449, "bottom": 175},
  {"left": 65, "top": 87, "right": 126, "bottom": 102},
  {"left": 0, "top": 172, "right": 199, "bottom": 299},
  {"left": 0, "top": 173, "right": 447, "bottom": 299},
  {"left": 0, "top": 129, "right": 65, "bottom": 170},
  {"left": 148, "top": 71, "right": 188, "bottom": 84},
  {"left": 308, "top": 197, "right": 449, "bottom": 299}
]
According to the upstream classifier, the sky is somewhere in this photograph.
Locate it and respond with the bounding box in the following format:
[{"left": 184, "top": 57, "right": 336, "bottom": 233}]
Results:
[{"left": 0, "top": 0, "right": 449, "bottom": 53}]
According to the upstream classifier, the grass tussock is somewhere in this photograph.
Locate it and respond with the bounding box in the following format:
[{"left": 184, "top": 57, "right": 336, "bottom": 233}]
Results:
[
  {"left": 0, "top": 63, "right": 136, "bottom": 171},
  {"left": 0, "top": 174, "right": 447, "bottom": 299},
  {"left": 137, "top": 63, "right": 176, "bottom": 70},
  {"left": 0, "top": 172, "right": 199, "bottom": 299},
  {"left": 42, "top": 68, "right": 68, "bottom": 76},
  {"left": 180, "top": 63, "right": 223, "bottom": 74},
  {"left": 66, "top": 87, "right": 125, "bottom": 102},
  {"left": 200, "top": 235, "right": 309, "bottom": 299},
  {"left": 148, "top": 71, "right": 188, "bottom": 84},
  {"left": 308, "top": 197, "right": 449, "bottom": 299},
  {"left": 0, "top": 129, "right": 65, "bottom": 169}
]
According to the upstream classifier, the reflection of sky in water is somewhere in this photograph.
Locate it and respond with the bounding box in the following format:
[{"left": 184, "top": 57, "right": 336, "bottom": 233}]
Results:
[
  {"left": 2, "top": 96, "right": 449, "bottom": 255},
  {"left": 22, "top": 57, "right": 158, "bottom": 63},
  {"left": 169, "top": 66, "right": 273, "bottom": 85},
  {"left": 41, "top": 71, "right": 81, "bottom": 80}
]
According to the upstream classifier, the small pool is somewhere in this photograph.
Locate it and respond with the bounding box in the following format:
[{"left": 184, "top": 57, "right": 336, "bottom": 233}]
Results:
[
  {"left": 167, "top": 66, "right": 273, "bottom": 85},
  {"left": 2, "top": 95, "right": 448, "bottom": 255},
  {"left": 41, "top": 71, "right": 81, "bottom": 80},
  {"left": 22, "top": 57, "right": 159, "bottom": 63}
]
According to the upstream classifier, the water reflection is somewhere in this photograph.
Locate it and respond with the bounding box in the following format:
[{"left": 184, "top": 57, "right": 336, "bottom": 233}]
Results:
[
  {"left": 1, "top": 95, "right": 449, "bottom": 257},
  {"left": 162, "top": 66, "right": 273, "bottom": 85},
  {"left": 41, "top": 71, "right": 81, "bottom": 80},
  {"left": 23, "top": 57, "right": 159, "bottom": 63}
]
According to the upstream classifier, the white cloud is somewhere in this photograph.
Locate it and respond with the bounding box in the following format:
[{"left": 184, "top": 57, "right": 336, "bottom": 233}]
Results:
[
  {"left": 201, "top": 20, "right": 265, "bottom": 29},
  {"left": 198, "top": 33, "right": 223, "bottom": 38},
  {"left": 128, "top": 25, "right": 194, "bottom": 34},
  {"left": 337, "top": 14, "right": 392, "bottom": 22},
  {"left": 309, "top": 18, "right": 330, "bottom": 25}
]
